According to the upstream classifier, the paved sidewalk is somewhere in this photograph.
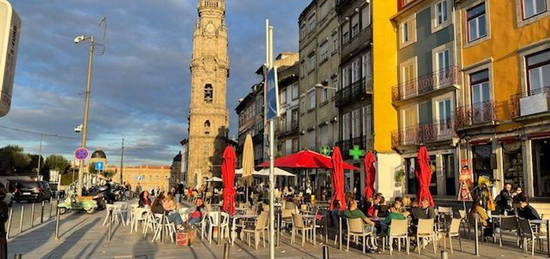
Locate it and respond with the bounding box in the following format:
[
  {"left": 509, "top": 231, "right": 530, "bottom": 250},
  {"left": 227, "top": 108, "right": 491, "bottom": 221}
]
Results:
[{"left": 7, "top": 209, "right": 548, "bottom": 258}]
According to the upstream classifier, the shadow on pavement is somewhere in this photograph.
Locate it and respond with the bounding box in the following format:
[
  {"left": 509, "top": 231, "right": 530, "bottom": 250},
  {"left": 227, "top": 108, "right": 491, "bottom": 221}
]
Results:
[{"left": 43, "top": 218, "right": 100, "bottom": 258}]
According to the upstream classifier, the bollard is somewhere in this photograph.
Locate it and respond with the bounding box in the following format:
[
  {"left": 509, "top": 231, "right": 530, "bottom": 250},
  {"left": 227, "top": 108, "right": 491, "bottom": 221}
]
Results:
[
  {"left": 322, "top": 245, "right": 330, "bottom": 259},
  {"left": 6, "top": 208, "right": 13, "bottom": 239},
  {"left": 13, "top": 253, "right": 22, "bottom": 259},
  {"left": 18, "top": 206, "right": 24, "bottom": 233},
  {"left": 338, "top": 217, "right": 342, "bottom": 250},
  {"left": 40, "top": 200, "right": 45, "bottom": 224},
  {"left": 55, "top": 207, "right": 60, "bottom": 240},
  {"left": 223, "top": 241, "right": 230, "bottom": 259},
  {"left": 49, "top": 197, "right": 53, "bottom": 219},
  {"left": 107, "top": 210, "right": 112, "bottom": 242},
  {"left": 474, "top": 216, "right": 479, "bottom": 256},
  {"left": 441, "top": 251, "right": 449, "bottom": 259},
  {"left": 31, "top": 202, "right": 35, "bottom": 228}
]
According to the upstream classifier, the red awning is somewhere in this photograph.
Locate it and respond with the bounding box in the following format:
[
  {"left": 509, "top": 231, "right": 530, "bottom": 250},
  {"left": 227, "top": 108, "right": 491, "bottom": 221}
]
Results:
[{"left": 259, "top": 149, "right": 360, "bottom": 170}]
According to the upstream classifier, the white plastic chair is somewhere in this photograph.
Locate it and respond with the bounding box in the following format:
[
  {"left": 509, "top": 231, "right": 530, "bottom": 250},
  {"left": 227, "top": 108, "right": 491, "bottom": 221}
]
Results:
[
  {"left": 152, "top": 214, "right": 176, "bottom": 243},
  {"left": 207, "top": 211, "right": 230, "bottom": 244},
  {"left": 130, "top": 207, "right": 149, "bottom": 233}
]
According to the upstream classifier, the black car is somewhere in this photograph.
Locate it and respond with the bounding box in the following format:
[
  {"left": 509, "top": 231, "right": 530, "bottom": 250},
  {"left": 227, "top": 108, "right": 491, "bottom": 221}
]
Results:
[{"left": 14, "top": 181, "right": 52, "bottom": 202}]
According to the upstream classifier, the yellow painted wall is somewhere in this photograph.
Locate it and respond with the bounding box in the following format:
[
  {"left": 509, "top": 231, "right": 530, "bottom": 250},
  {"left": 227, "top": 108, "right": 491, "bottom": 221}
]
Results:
[
  {"left": 373, "top": 0, "right": 398, "bottom": 152},
  {"left": 460, "top": 0, "right": 550, "bottom": 123}
]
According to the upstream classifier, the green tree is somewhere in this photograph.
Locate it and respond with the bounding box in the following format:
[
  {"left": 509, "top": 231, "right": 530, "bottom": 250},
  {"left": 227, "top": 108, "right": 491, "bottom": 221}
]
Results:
[
  {"left": 0, "top": 145, "right": 31, "bottom": 174},
  {"left": 100, "top": 170, "right": 115, "bottom": 179},
  {"left": 45, "top": 155, "right": 70, "bottom": 171}
]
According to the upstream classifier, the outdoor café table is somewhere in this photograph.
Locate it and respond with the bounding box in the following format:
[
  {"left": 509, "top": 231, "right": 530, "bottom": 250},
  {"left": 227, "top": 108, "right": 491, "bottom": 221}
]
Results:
[
  {"left": 231, "top": 214, "right": 257, "bottom": 244},
  {"left": 529, "top": 219, "right": 550, "bottom": 257}
]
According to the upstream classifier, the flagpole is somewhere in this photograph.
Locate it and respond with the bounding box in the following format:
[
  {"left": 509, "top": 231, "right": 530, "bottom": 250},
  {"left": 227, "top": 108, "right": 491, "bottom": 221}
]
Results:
[{"left": 265, "top": 19, "right": 276, "bottom": 259}]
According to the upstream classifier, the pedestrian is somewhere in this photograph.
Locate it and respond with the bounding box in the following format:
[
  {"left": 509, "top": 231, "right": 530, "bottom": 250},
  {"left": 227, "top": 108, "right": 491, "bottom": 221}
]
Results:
[
  {"left": 0, "top": 183, "right": 8, "bottom": 259},
  {"left": 176, "top": 181, "right": 184, "bottom": 203},
  {"left": 135, "top": 183, "right": 142, "bottom": 198}
]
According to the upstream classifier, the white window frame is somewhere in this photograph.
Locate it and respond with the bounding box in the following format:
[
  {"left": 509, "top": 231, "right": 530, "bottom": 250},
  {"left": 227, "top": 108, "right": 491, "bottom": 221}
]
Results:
[
  {"left": 432, "top": 42, "right": 454, "bottom": 88},
  {"left": 351, "top": 13, "right": 360, "bottom": 39},
  {"left": 432, "top": 93, "right": 454, "bottom": 138},
  {"left": 362, "top": 51, "right": 372, "bottom": 79},
  {"left": 463, "top": 60, "right": 493, "bottom": 112},
  {"left": 320, "top": 40, "right": 329, "bottom": 62},
  {"left": 400, "top": 104, "right": 419, "bottom": 145},
  {"left": 361, "top": 5, "right": 371, "bottom": 29},
  {"left": 517, "top": 39, "right": 550, "bottom": 94},
  {"left": 308, "top": 13, "right": 316, "bottom": 33},
  {"left": 308, "top": 54, "right": 316, "bottom": 72},
  {"left": 331, "top": 30, "right": 339, "bottom": 54},
  {"left": 351, "top": 58, "right": 361, "bottom": 83},
  {"left": 308, "top": 90, "right": 316, "bottom": 110},
  {"left": 400, "top": 57, "right": 418, "bottom": 98},
  {"left": 464, "top": 0, "right": 491, "bottom": 47},
  {"left": 342, "top": 112, "right": 351, "bottom": 140},
  {"left": 432, "top": 0, "right": 451, "bottom": 33},
  {"left": 291, "top": 84, "right": 299, "bottom": 100},
  {"left": 399, "top": 14, "right": 417, "bottom": 48},
  {"left": 516, "top": 0, "right": 550, "bottom": 27}
]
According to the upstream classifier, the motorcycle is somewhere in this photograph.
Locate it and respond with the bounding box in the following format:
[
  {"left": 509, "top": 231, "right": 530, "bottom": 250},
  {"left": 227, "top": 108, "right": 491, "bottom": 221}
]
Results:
[{"left": 57, "top": 190, "right": 98, "bottom": 215}]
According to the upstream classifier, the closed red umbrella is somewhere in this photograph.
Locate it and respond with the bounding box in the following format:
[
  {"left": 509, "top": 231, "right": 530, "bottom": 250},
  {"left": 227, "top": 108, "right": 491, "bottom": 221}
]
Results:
[
  {"left": 363, "top": 152, "right": 376, "bottom": 199},
  {"left": 330, "top": 147, "right": 347, "bottom": 211},
  {"left": 222, "top": 146, "right": 236, "bottom": 215},
  {"left": 259, "top": 150, "right": 359, "bottom": 170},
  {"left": 416, "top": 146, "right": 435, "bottom": 207}
]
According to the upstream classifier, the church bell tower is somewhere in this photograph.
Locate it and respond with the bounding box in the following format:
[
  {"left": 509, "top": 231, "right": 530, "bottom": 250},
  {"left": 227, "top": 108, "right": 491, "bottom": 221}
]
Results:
[{"left": 186, "top": 0, "right": 229, "bottom": 187}]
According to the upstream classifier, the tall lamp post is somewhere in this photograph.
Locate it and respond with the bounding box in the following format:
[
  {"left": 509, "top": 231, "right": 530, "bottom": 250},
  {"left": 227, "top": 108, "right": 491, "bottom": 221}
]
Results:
[{"left": 74, "top": 34, "right": 95, "bottom": 196}]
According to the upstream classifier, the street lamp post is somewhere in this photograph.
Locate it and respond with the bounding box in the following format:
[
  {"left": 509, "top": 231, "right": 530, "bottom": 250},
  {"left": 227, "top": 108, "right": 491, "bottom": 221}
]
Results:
[{"left": 74, "top": 35, "right": 95, "bottom": 196}]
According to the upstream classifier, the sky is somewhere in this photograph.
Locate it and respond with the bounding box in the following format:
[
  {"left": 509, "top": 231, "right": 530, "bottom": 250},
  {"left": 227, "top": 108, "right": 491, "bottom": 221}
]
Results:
[{"left": 0, "top": 0, "right": 308, "bottom": 165}]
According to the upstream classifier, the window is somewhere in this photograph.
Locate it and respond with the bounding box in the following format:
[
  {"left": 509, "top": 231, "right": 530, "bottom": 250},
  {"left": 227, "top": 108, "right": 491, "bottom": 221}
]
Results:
[
  {"left": 400, "top": 58, "right": 417, "bottom": 98},
  {"left": 522, "top": 0, "right": 547, "bottom": 19},
  {"left": 292, "top": 138, "right": 299, "bottom": 152},
  {"left": 362, "top": 105, "right": 372, "bottom": 138},
  {"left": 526, "top": 49, "right": 550, "bottom": 95},
  {"left": 308, "top": 13, "right": 316, "bottom": 33},
  {"left": 308, "top": 54, "right": 316, "bottom": 72},
  {"left": 362, "top": 51, "right": 372, "bottom": 79},
  {"left": 285, "top": 140, "right": 292, "bottom": 155},
  {"left": 361, "top": 5, "right": 371, "bottom": 29},
  {"left": 467, "top": 3, "right": 487, "bottom": 42},
  {"left": 351, "top": 13, "right": 360, "bottom": 39},
  {"left": 332, "top": 30, "right": 338, "bottom": 54},
  {"left": 308, "top": 90, "right": 316, "bottom": 110},
  {"left": 342, "top": 112, "right": 351, "bottom": 140},
  {"left": 320, "top": 126, "right": 329, "bottom": 146},
  {"left": 285, "top": 111, "right": 291, "bottom": 131},
  {"left": 351, "top": 109, "right": 361, "bottom": 139},
  {"left": 341, "top": 21, "right": 350, "bottom": 45},
  {"left": 435, "top": 48, "right": 451, "bottom": 86},
  {"left": 204, "top": 84, "right": 213, "bottom": 102},
  {"left": 204, "top": 120, "right": 211, "bottom": 128},
  {"left": 319, "top": 0, "right": 328, "bottom": 19},
  {"left": 291, "top": 84, "right": 299, "bottom": 100},
  {"left": 351, "top": 59, "right": 361, "bottom": 82},
  {"left": 280, "top": 89, "right": 287, "bottom": 105},
  {"left": 279, "top": 113, "right": 286, "bottom": 132},
  {"left": 320, "top": 41, "right": 329, "bottom": 62},
  {"left": 320, "top": 87, "right": 328, "bottom": 103},
  {"left": 400, "top": 16, "right": 416, "bottom": 47},
  {"left": 342, "top": 66, "right": 350, "bottom": 88},
  {"left": 307, "top": 130, "right": 316, "bottom": 149},
  {"left": 300, "top": 23, "right": 306, "bottom": 39},
  {"left": 532, "top": 138, "right": 550, "bottom": 197},
  {"left": 291, "top": 109, "right": 299, "bottom": 129},
  {"left": 402, "top": 105, "right": 418, "bottom": 144},
  {"left": 470, "top": 69, "right": 491, "bottom": 122},
  {"left": 434, "top": 0, "right": 449, "bottom": 27},
  {"left": 436, "top": 99, "right": 452, "bottom": 133}
]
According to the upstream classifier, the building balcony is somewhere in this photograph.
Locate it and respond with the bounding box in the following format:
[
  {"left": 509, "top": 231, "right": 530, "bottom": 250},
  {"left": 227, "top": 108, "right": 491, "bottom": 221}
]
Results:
[
  {"left": 335, "top": 77, "right": 373, "bottom": 108},
  {"left": 341, "top": 27, "right": 372, "bottom": 61},
  {"left": 510, "top": 86, "right": 550, "bottom": 119},
  {"left": 455, "top": 101, "right": 497, "bottom": 129},
  {"left": 391, "top": 120, "right": 455, "bottom": 148},
  {"left": 392, "top": 66, "right": 458, "bottom": 105},
  {"left": 335, "top": 135, "right": 374, "bottom": 160}
]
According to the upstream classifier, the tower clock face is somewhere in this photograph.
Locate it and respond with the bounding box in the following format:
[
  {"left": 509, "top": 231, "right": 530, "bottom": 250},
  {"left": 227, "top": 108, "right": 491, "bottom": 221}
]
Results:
[{"left": 206, "top": 23, "right": 215, "bottom": 33}]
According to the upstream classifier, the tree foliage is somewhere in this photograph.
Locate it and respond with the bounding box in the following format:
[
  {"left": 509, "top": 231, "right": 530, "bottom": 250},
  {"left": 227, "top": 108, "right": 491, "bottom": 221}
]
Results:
[
  {"left": 45, "top": 155, "right": 70, "bottom": 172},
  {"left": 0, "top": 145, "right": 31, "bottom": 174},
  {"left": 100, "top": 170, "right": 115, "bottom": 179}
]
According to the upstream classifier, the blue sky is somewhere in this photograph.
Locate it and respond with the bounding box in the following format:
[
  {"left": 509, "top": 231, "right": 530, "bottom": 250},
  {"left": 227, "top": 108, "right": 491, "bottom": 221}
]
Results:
[{"left": 0, "top": 0, "right": 308, "bottom": 165}]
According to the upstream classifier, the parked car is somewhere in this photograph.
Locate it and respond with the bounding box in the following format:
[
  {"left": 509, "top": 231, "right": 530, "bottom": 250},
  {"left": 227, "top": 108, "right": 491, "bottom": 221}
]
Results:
[{"left": 13, "top": 181, "right": 52, "bottom": 202}]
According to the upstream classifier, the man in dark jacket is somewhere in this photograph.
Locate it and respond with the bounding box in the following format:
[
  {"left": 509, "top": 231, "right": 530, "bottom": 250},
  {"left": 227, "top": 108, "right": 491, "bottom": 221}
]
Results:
[
  {"left": 0, "top": 183, "right": 9, "bottom": 259},
  {"left": 517, "top": 196, "right": 540, "bottom": 220},
  {"left": 496, "top": 183, "right": 513, "bottom": 215}
]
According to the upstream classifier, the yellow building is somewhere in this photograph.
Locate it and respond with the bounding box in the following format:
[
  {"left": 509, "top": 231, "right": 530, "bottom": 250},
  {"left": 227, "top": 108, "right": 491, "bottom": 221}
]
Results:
[
  {"left": 455, "top": 0, "right": 550, "bottom": 206},
  {"left": 372, "top": 0, "right": 401, "bottom": 198},
  {"left": 108, "top": 165, "right": 173, "bottom": 193}
]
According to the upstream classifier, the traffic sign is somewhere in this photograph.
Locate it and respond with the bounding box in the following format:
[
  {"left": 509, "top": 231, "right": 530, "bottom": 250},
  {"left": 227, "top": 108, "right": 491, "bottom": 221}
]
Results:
[
  {"left": 94, "top": 161, "right": 104, "bottom": 171},
  {"left": 136, "top": 175, "right": 143, "bottom": 181},
  {"left": 74, "top": 148, "right": 89, "bottom": 160}
]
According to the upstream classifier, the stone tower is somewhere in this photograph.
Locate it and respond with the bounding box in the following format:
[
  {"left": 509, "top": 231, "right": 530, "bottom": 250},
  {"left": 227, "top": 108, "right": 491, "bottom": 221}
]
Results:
[{"left": 186, "top": 0, "right": 229, "bottom": 187}]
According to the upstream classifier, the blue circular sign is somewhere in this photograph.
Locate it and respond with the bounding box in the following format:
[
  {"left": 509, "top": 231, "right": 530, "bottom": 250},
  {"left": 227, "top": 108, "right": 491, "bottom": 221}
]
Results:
[{"left": 74, "top": 148, "right": 89, "bottom": 160}]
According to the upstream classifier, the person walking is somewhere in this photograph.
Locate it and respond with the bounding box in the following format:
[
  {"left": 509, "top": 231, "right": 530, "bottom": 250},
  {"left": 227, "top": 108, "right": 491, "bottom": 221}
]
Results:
[{"left": 175, "top": 182, "right": 184, "bottom": 203}]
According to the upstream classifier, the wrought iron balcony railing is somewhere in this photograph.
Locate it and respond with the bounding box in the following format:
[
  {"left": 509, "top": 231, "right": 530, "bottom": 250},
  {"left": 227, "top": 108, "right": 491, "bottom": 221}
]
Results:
[
  {"left": 392, "top": 66, "right": 458, "bottom": 103},
  {"left": 455, "top": 101, "right": 496, "bottom": 129},
  {"left": 510, "top": 86, "right": 550, "bottom": 118},
  {"left": 335, "top": 77, "right": 373, "bottom": 108},
  {"left": 391, "top": 120, "right": 455, "bottom": 148}
]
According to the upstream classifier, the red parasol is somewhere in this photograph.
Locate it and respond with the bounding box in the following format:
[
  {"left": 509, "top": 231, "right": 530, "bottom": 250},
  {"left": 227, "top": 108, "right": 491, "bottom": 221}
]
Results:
[
  {"left": 415, "top": 146, "right": 435, "bottom": 207},
  {"left": 363, "top": 152, "right": 376, "bottom": 199},
  {"left": 330, "top": 147, "right": 347, "bottom": 211},
  {"left": 259, "top": 149, "right": 359, "bottom": 170},
  {"left": 221, "top": 146, "right": 236, "bottom": 215}
]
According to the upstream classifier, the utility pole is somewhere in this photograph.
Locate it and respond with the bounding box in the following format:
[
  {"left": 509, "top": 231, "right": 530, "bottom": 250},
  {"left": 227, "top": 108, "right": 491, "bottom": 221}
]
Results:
[
  {"left": 37, "top": 134, "right": 43, "bottom": 180},
  {"left": 119, "top": 137, "right": 124, "bottom": 184},
  {"left": 76, "top": 35, "right": 95, "bottom": 196}
]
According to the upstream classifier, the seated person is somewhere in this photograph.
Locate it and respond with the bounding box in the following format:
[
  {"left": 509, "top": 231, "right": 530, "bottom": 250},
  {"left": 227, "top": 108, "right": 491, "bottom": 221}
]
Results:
[
  {"left": 470, "top": 197, "right": 493, "bottom": 237},
  {"left": 375, "top": 195, "right": 389, "bottom": 217},
  {"left": 367, "top": 194, "right": 382, "bottom": 217},
  {"left": 151, "top": 192, "right": 166, "bottom": 214},
  {"left": 410, "top": 198, "right": 435, "bottom": 224},
  {"left": 163, "top": 193, "right": 184, "bottom": 226},
  {"left": 517, "top": 196, "right": 540, "bottom": 220},
  {"left": 138, "top": 190, "right": 152, "bottom": 208},
  {"left": 340, "top": 200, "right": 376, "bottom": 230},
  {"left": 187, "top": 198, "right": 205, "bottom": 225},
  {"left": 383, "top": 202, "right": 408, "bottom": 234}
]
